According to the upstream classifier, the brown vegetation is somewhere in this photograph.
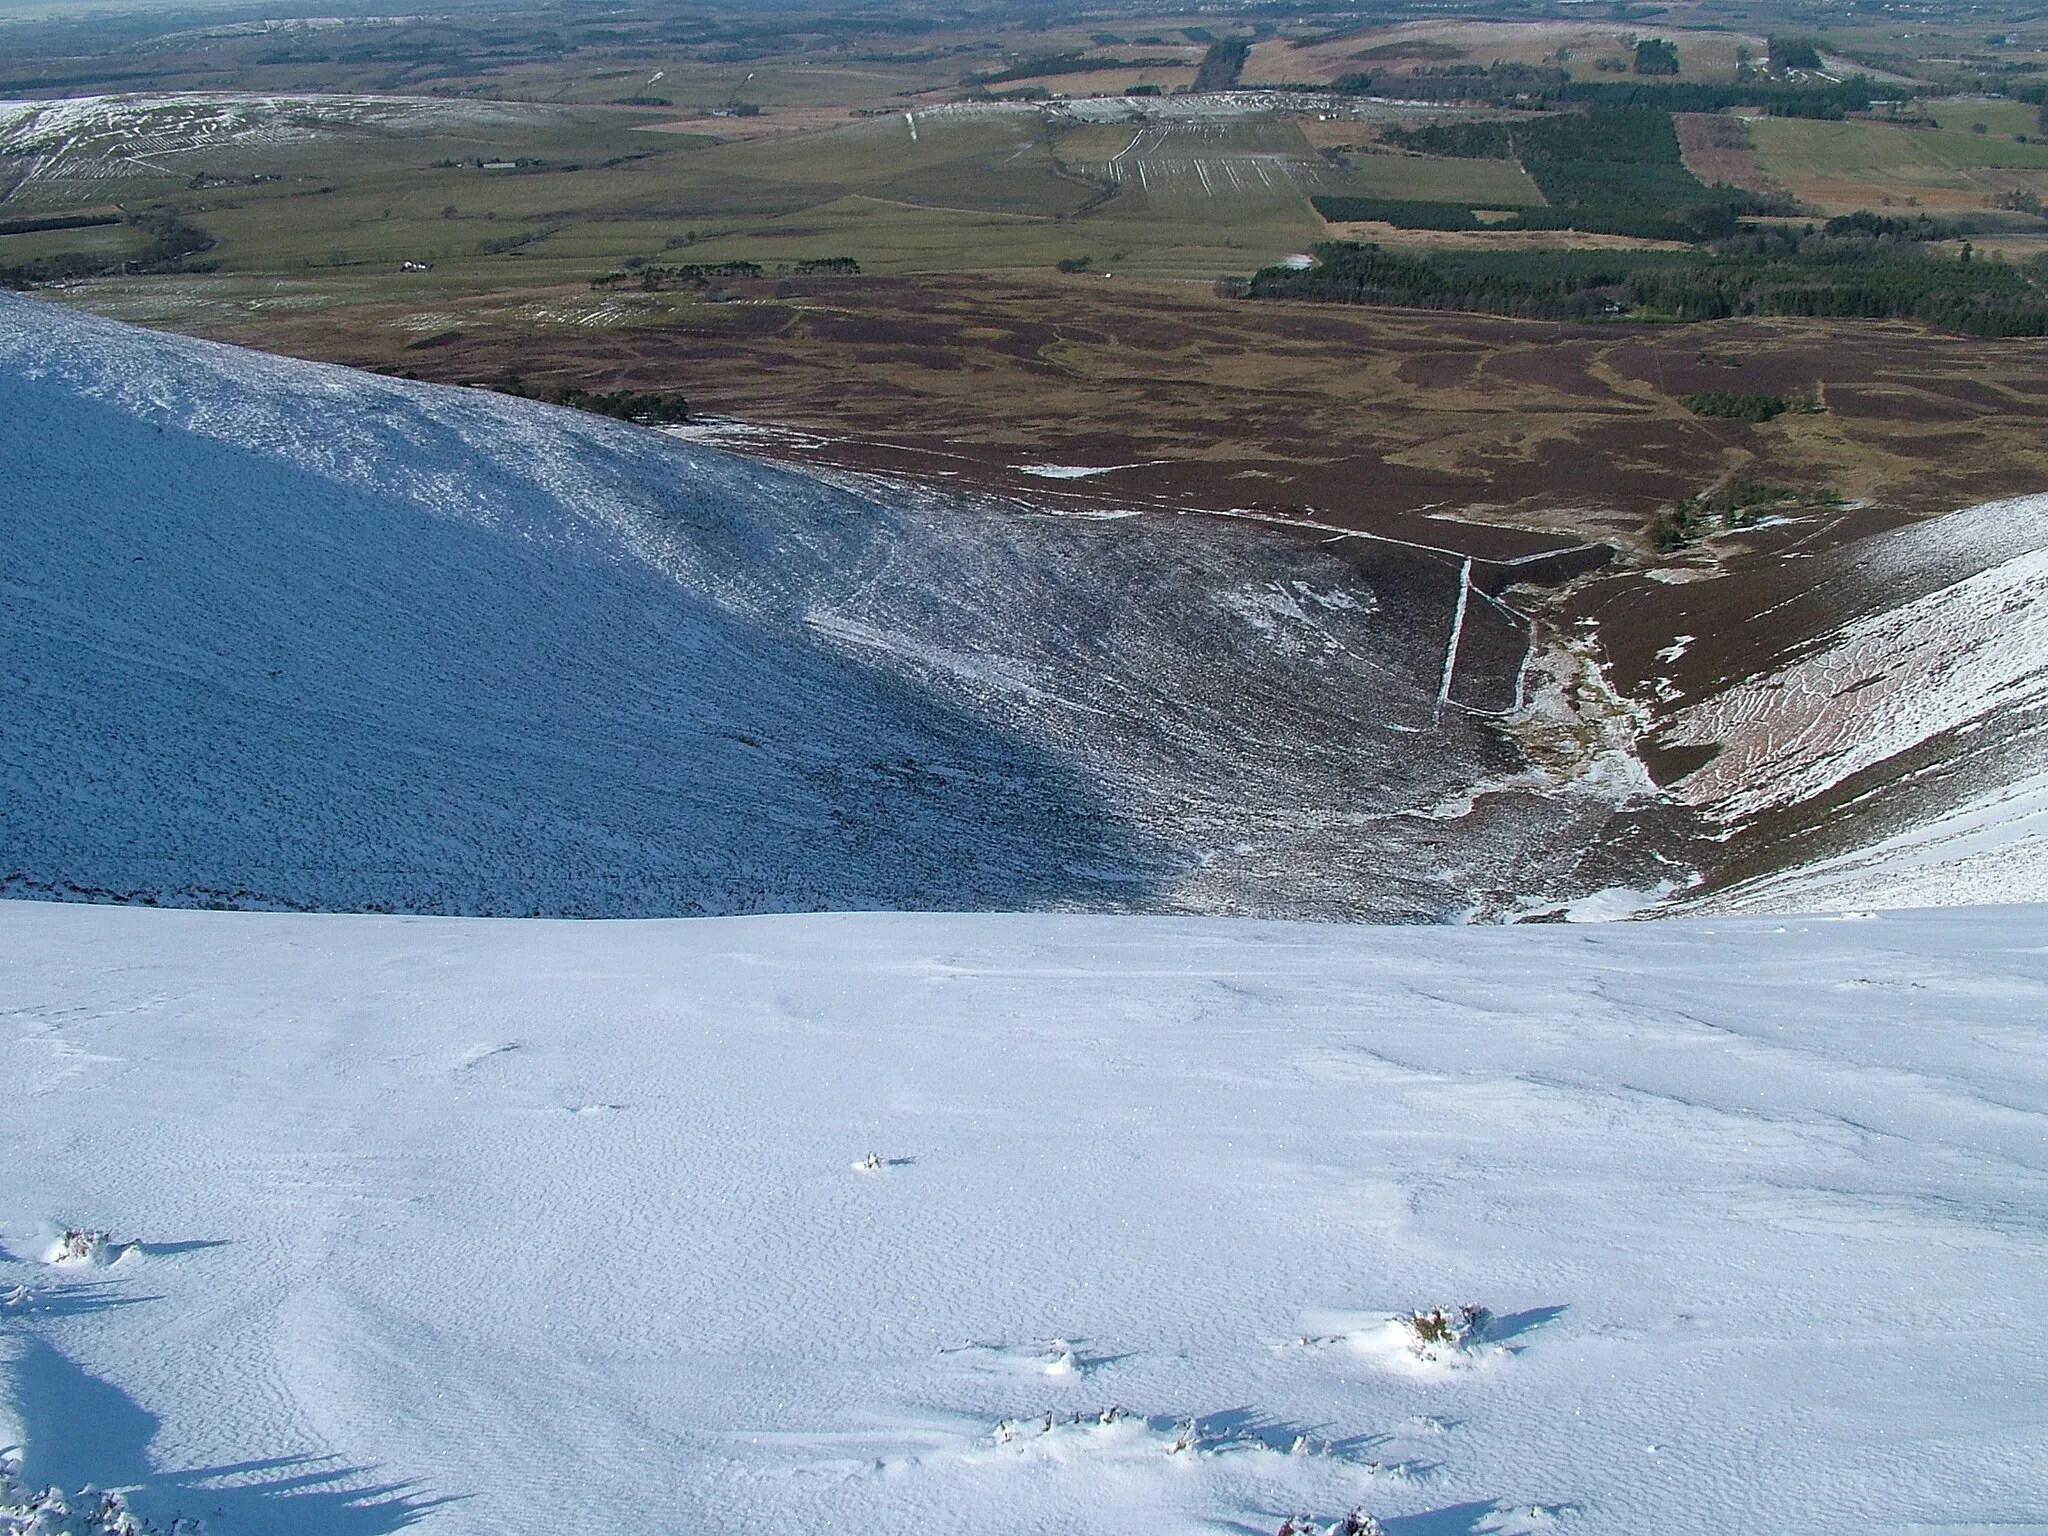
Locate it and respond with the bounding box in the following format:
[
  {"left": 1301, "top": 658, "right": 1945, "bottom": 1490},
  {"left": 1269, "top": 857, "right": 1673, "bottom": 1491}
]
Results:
[
  {"left": 1673, "top": 112, "right": 1790, "bottom": 202},
  {"left": 126, "top": 272, "right": 2048, "bottom": 553}
]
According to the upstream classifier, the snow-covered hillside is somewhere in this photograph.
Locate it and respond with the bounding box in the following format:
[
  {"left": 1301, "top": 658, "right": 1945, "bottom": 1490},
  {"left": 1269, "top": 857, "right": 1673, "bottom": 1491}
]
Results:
[
  {"left": 0, "top": 94, "right": 558, "bottom": 203},
  {"left": 1, "top": 294, "right": 1671, "bottom": 921},
  {"left": 1660, "top": 491, "right": 2048, "bottom": 913},
  {"left": 3, "top": 898, "right": 2045, "bottom": 1535}
]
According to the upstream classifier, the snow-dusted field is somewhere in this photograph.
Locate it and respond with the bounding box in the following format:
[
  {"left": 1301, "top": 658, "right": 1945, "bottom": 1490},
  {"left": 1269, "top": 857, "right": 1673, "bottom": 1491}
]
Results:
[
  {"left": 0, "top": 94, "right": 558, "bottom": 196},
  {"left": 4, "top": 898, "right": 2046, "bottom": 1536}
]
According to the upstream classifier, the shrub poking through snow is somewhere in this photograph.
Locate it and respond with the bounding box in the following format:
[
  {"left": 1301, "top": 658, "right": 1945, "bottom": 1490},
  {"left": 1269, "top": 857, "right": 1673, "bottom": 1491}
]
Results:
[
  {"left": 986, "top": 1405, "right": 1330, "bottom": 1466},
  {"left": 0, "top": 1457, "right": 199, "bottom": 1536},
  {"left": 1292, "top": 1301, "right": 1499, "bottom": 1373},
  {"left": 1279, "top": 1511, "right": 1384, "bottom": 1536},
  {"left": 1404, "top": 1304, "right": 1491, "bottom": 1358},
  {"left": 54, "top": 1230, "right": 108, "bottom": 1265},
  {"left": 46, "top": 1230, "right": 137, "bottom": 1267}
]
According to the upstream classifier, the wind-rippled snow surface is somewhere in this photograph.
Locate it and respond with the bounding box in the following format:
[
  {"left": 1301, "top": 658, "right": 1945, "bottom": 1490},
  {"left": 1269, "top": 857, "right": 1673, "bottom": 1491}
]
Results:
[
  {"left": 2, "top": 900, "right": 2045, "bottom": 1535},
  {"left": 0, "top": 295, "right": 1664, "bottom": 919}
]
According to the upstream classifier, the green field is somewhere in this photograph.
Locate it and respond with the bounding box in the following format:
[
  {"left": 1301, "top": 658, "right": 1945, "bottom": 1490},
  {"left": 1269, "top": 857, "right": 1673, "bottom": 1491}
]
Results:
[
  {"left": 1750, "top": 110, "right": 2048, "bottom": 210},
  {"left": 1330, "top": 151, "right": 1547, "bottom": 207},
  {"left": 0, "top": 221, "right": 151, "bottom": 263},
  {"left": 1920, "top": 97, "right": 2044, "bottom": 141},
  {"left": 0, "top": 93, "right": 1357, "bottom": 288}
]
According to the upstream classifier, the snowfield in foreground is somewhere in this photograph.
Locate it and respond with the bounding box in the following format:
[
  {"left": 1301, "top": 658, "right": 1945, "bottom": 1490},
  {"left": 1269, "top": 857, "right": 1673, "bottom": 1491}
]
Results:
[{"left": 4, "top": 899, "right": 2045, "bottom": 1536}]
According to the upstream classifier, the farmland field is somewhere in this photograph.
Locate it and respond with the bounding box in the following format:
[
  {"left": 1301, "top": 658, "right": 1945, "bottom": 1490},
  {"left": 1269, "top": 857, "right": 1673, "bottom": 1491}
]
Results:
[
  {"left": 6, "top": 0, "right": 2047, "bottom": 549},
  {"left": 1750, "top": 111, "right": 2048, "bottom": 211},
  {"left": 1244, "top": 21, "right": 1766, "bottom": 90},
  {"left": 1325, "top": 149, "right": 1546, "bottom": 206}
]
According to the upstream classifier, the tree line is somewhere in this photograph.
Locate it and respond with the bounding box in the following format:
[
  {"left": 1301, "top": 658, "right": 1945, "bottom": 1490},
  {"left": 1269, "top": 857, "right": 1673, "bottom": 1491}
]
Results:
[
  {"left": 1247, "top": 228, "right": 2048, "bottom": 337},
  {"left": 0, "top": 209, "right": 214, "bottom": 289},
  {"left": 1322, "top": 107, "right": 1788, "bottom": 242}
]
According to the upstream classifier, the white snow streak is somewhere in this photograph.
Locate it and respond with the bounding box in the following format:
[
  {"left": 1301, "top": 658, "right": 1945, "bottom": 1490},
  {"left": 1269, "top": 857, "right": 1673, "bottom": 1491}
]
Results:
[{"left": 1662, "top": 539, "right": 2048, "bottom": 823}]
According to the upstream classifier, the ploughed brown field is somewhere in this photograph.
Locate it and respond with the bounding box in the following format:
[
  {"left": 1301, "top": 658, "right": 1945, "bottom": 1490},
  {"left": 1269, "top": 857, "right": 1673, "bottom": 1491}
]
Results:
[{"left": 162, "top": 272, "right": 2048, "bottom": 559}]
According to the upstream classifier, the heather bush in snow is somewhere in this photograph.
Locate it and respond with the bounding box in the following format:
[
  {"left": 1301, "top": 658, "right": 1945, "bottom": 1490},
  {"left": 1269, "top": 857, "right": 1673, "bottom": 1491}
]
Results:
[
  {"left": 53, "top": 1230, "right": 108, "bottom": 1265},
  {"left": 1403, "top": 1304, "right": 1491, "bottom": 1356},
  {"left": 45, "top": 1231, "right": 136, "bottom": 1267},
  {"left": 1278, "top": 1509, "right": 1383, "bottom": 1536},
  {"left": 0, "top": 1458, "right": 198, "bottom": 1536}
]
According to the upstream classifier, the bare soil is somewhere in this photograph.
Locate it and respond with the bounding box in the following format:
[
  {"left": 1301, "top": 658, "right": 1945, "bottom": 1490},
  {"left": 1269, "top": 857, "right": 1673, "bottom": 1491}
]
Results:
[{"left": 1673, "top": 112, "right": 1789, "bottom": 201}]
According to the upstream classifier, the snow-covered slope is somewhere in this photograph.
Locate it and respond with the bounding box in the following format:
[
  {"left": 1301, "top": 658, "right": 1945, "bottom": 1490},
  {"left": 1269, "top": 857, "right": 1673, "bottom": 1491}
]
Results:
[
  {"left": 1656, "top": 491, "right": 2048, "bottom": 913},
  {"left": 3, "top": 898, "right": 2045, "bottom": 1535},
  {"left": 1697, "top": 766, "right": 2048, "bottom": 912},
  {"left": 0, "top": 295, "right": 1666, "bottom": 921},
  {"left": 1662, "top": 497, "right": 2048, "bottom": 828},
  {"left": 0, "top": 297, "right": 1144, "bottom": 915}
]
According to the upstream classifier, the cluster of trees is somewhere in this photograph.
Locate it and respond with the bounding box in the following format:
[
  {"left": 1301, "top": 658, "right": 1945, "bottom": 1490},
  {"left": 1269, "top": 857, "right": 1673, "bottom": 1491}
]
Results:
[
  {"left": 0, "top": 208, "right": 213, "bottom": 289},
  {"left": 1247, "top": 242, "right": 1652, "bottom": 320},
  {"left": 1378, "top": 120, "right": 1512, "bottom": 158},
  {"left": 1247, "top": 233, "right": 2048, "bottom": 337},
  {"left": 592, "top": 259, "right": 764, "bottom": 291},
  {"left": 555, "top": 387, "right": 691, "bottom": 425},
  {"left": 967, "top": 52, "right": 1181, "bottom": 86},
  {"left": 492, "top": 377, "right": 691, "bottom": 424},
  {"left": 1359, "top": 60, "right": 1567, "bottom": 104},
  {"left": 1561, "top": 78, "right": 1875, "bottom": 117},
  {"left": 1331, "top": 108, "right": 1788, "bottom": 241},
  {"left": 590, "top": 256, "right": 860, "bottom": 292},
  {"left": 2018, "top": 81, "right": 2048, "bottom": 135},
  {"left": 0, "top": 211, "right": 120, "bottom": 237},
  {"left": 1651, "top": 479, "right": 1836, "bottom": 549},
  {"left": 1190, "top": 36, "right": 1251, "bottom": 92},
  {"left": 1681, "top": 390, "right": 1815, "bottom": 422},
  {"left": 1633, "top": 39, "right": 1679, "bottom": 77},
  {"left": 1627, "top": 262, "right": 2048, "bottom": 334},
  {"left": 1309, "top": 198, "right": 1504, "bottom": 231},
  {"left": 1493, "top": 107, "right": 1741, "bottom": 238},
  {"left": 1767, "top": 36, "right": 1825, "bottom": 72}
]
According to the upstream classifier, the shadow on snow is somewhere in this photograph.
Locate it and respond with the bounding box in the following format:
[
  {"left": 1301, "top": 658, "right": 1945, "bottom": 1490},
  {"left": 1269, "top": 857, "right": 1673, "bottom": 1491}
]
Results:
[{"left": 3, "top": 1337, "right": 443, "bottom": 1535}]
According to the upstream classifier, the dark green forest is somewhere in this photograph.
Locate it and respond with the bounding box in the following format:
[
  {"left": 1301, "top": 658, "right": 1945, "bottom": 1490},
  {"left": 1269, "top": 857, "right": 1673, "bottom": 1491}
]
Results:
[
  {"left": 1319, "top": 107, "right": 1786, "bottom": 241},
  {"left": 1250, "top": 223, "right": 2048, "bottom": 336}
]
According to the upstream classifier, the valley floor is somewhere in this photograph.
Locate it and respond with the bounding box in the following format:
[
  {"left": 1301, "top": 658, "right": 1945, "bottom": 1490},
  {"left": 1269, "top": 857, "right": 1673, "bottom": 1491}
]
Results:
[{"left": 3, "top": 899, "right": 2045, "bottom": 1536}]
